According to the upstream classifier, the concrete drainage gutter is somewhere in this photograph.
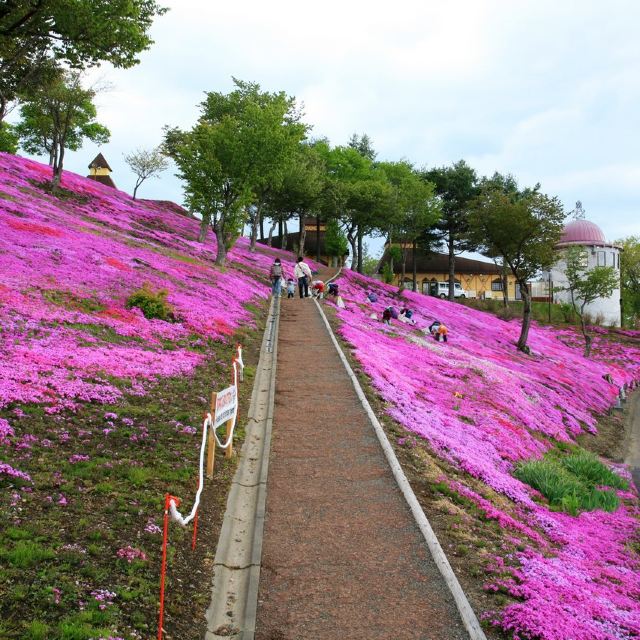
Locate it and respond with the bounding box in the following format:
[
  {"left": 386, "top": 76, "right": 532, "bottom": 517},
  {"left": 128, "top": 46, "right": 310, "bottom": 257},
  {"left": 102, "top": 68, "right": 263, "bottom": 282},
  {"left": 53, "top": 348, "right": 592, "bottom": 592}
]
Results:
[{"left": 205, "top": 296, "right": 280, "bottom": 640}]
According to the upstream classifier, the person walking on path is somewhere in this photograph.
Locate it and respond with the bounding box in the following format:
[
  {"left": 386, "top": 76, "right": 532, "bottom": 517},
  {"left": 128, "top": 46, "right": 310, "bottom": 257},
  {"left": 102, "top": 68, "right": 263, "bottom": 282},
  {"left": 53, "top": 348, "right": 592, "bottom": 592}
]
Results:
[
  {"left": 294, "top": 256, "right": 312, "bottom": 299},
  {"left": 270, "top": 258, "right": 285, "bottom": 297}
]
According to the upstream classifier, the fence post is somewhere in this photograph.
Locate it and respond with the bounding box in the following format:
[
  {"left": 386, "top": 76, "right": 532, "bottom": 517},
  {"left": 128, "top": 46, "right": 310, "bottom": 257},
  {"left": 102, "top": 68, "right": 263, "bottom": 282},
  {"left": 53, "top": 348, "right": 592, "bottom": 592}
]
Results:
[
  {"left": 207, "top": 392, "right": 217, "bottom": 479},
  {"left": 225, "top": 416, "right": 234, "bottom": 459}
]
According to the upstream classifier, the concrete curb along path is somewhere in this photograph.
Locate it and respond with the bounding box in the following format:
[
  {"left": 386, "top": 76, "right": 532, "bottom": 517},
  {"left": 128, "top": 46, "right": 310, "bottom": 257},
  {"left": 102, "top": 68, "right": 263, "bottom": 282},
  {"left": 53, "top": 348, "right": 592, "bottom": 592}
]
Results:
[
  {"left": 313, "top": 297, "right": 487, "bottom": 640},
  {"left": 205, "top": 296, "right": 280, "bottom": 640}
]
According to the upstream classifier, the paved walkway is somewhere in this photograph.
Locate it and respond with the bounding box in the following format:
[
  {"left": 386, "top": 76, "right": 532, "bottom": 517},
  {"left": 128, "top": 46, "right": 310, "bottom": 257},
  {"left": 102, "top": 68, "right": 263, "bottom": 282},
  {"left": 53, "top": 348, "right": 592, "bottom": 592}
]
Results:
[
  {"left": 625, "top": 391, "right": 640, "bottom": 490},
  {"left": 254, "top": 287, "right": 468, "bottom": 640}
]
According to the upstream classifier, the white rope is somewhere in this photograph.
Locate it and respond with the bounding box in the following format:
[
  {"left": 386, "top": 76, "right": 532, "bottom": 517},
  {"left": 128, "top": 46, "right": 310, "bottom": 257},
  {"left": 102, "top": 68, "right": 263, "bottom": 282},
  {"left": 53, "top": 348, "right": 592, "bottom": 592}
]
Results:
[
  {"left": 169, "top": 414, "right": 211, "bottom": 526},
  {"left": 168, "top": 358, "right": 241, "bottom": 526},
  {"left": 236, "top": 345, "right": 244, "bottom": 382}
]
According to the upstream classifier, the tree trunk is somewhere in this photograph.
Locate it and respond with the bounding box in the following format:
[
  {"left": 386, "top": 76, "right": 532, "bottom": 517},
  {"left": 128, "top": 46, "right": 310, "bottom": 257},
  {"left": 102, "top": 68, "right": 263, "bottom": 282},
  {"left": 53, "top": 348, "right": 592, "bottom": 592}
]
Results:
[
  {"left": 249, "top": 206, "right": 260, "bottom": 252},
  {"left": 516, "top": 282, "right": 532, "bottom": 352},
  {"left": 283, "top": 220, "right": 288, "bottom": 251},
  {"left": 448, "top": 234, "right": 456, "bottom": 301},
  {"left": 133, "top": 177, "right": 143, "bottom": 200},
  {"left": 501, "top": 261, "right": 509, "bottom": 307},
  {"left": 52, "top": 145, "right": 64, "bottom": 189},
  {"left": 299, "top": 212, "right": 306, "bottom": 256},
  {"left": 198, "top": 213, "right": 210, "bottom": 243},
  {"left": 412, "top": 239, "right": 418, "bottom": 292},
  {"left": 315, "top": 216, "right": 321, "bottom": 263},
  {"left": 348, "top": 236, "right": 357, "bottom": 271},
  {"left": 357, "top": 227, "right": 363, "bottom": 274},
  {"left": 259, "top": 212, "right": 265, "bottom": 241},
  {"left": 278, "top": 219, "right": 283, "bottom": 249},
  {"left": 215, "top": 225, "right": 227, "bottom": 266},
  {"left": 267, "top": 220, "right": 276, "bottom": 247},
  {"left": 580, "top": 305, "right": 592, "bottom": 357}
]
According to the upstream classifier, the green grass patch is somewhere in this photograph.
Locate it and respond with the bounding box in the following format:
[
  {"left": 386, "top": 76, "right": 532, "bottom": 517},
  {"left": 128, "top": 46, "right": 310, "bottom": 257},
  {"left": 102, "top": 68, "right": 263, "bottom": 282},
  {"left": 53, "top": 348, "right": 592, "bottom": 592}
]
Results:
[
  {"left": 24, "top": 620, "right": 50, "bottom": 640},
  {"left": 514, "top": 446, "right": 627, "bottom": 515},
  {"left": 41, "top": 289, "right": 105, "bottom": 314},
  {"left": 3, "top": 540, "right": 55, "bottom": 568},
  {"left": 126, "top": 283, "right": 176, "bottom": 321}
]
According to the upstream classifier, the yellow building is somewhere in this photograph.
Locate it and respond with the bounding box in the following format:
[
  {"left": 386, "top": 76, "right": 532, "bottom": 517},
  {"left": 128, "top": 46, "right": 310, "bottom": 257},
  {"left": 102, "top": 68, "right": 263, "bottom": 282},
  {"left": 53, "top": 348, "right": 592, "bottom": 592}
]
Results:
[{"left": 376, "top": 246, "right": 519, "bottom": 299}]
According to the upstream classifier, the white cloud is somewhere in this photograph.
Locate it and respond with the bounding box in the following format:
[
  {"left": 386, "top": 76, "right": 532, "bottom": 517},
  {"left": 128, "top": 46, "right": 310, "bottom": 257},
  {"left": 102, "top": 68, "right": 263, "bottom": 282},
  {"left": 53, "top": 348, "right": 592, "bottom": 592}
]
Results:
[{"left": 10, "top": 0, "right": 640, "bottom": 240}]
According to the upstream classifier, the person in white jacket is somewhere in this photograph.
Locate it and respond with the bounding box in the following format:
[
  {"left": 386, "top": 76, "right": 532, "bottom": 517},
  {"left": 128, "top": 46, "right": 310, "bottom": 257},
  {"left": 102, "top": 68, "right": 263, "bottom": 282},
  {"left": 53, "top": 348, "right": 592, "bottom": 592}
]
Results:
[{"left": 294, "top": 256, "right": 313, "bottom": 298}]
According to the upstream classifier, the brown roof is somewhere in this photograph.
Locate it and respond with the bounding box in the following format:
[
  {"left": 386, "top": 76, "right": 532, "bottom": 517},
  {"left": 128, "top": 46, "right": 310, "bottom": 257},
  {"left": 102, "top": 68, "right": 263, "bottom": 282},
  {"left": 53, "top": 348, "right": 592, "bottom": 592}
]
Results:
[
  {"left": 377, "top": 248, "right": 501, "bottom": 276},
  {"left": 88, "top": 153, "right": 112, "bottom": 171},
  {"left": 87, "top": 174, "right": 116, "bottom": 189}
]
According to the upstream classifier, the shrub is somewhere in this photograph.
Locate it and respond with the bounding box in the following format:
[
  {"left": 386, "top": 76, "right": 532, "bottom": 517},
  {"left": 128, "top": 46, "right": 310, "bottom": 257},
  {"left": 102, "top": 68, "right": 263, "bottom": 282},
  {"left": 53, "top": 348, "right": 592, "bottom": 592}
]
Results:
[
  {"left": 560, "top": 450, "right": 628, "bottom": 490},
  {"left": 496, "top": 305, "right": 516, "bottom": 321},
  {"left": 515, "top": 448, "right": 624, "bottom": 515},
  {"left": 126, "top": 284, "right": 176, "bottom": 321}
]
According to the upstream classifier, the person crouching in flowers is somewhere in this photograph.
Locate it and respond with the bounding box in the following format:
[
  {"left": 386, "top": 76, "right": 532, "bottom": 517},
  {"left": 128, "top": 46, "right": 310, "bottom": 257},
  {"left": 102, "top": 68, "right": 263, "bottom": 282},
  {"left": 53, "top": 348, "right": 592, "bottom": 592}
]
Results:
[{"left": 436, "top": 323, "right": 448, "bottom": 342}]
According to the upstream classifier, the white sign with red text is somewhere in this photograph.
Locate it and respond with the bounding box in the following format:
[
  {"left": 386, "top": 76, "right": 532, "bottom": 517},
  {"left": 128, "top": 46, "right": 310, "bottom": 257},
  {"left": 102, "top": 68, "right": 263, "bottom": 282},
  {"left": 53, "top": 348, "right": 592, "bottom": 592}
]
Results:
[{"left": 213, "top": 385, "right": 237, "bottom": 429}]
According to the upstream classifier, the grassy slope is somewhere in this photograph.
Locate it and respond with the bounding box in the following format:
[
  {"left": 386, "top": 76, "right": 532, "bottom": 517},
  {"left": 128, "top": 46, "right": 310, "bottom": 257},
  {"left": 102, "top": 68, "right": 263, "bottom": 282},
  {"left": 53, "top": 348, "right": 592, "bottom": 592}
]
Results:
[
  {"left": 0, "top": 152, "right": 300, "bottom": 640},
  {"left": 329, "top": 269, "right": 640, "bottom": 640}
]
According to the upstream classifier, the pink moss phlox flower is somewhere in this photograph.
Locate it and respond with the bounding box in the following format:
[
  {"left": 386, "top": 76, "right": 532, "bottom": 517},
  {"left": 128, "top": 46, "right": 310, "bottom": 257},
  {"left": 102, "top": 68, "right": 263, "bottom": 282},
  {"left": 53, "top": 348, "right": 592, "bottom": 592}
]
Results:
[
  {"left": 0, "top": 462, "right": 32, "bottom": 483},
  {"left": 329, "top": 268, "right": 640, "bottom": 639},
  {"left": 0, "top": 418, "right": 14, "bottom": 444},
  {"left": 116, "top": 545, "right": 147, "bottom": 563},
  {"left": 68, "top": 454, "right": 89, "bottom": 463}
]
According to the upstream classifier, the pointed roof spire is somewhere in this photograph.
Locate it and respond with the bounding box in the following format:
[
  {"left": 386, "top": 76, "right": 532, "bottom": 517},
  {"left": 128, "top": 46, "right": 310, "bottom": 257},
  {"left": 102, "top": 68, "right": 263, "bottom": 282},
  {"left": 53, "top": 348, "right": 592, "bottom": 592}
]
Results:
[{"left": 88, "top": 153, "right": 112, "bottom": 171}]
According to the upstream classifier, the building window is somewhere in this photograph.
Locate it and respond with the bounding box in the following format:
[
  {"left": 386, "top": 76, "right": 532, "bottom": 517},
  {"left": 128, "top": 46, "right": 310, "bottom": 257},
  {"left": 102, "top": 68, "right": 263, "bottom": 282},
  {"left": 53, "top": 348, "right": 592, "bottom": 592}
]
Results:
[
  {"left": 491, "top": 278, "right": 503, "bottom": 291},
  {"left": 596, "top": 251, "right": 606, "bottom": 266}
]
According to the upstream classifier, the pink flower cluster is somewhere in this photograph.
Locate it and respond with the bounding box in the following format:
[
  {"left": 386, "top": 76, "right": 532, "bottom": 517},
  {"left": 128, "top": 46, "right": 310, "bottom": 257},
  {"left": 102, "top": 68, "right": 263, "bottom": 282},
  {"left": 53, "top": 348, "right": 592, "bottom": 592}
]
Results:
[
  {"left": 116, "top": 545, "right": 147, "bottom": 563},
  {"left": 331, "top": 269, "right": 640, "bottom": 639},
  {"left": 0, "top": 152, "right": 300, "bottom": 417}
]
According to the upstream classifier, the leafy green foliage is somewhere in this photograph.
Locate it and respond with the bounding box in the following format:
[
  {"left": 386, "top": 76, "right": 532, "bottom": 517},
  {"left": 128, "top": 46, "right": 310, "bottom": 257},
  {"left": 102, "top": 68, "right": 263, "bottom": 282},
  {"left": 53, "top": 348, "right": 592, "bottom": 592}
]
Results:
[
  {"left": 617, "top": 235, "right": 640, "bottom": 328},
  {"left": 515, "top": 448, "right": 626, "bottom": 515},
  {"left": 0, "top": 0, "right": 167, "bottom": 119},
  {"left": 166, "top": 79, "right": 307, "bottom": 263},
  {"left": 0, "top": 121, "right": 18, "bottom": 153},
  {"left": 469, "top": 178, "right": 565, "bottom": 351},
  {"left": 15, "top": 70, "right": 110, "bottom": 186},
  {"left": 560, "top": 246, "right": 619, "bottom": 356},
  {"left": 126, "top": 284, "right": 175, "bottom": 321}
]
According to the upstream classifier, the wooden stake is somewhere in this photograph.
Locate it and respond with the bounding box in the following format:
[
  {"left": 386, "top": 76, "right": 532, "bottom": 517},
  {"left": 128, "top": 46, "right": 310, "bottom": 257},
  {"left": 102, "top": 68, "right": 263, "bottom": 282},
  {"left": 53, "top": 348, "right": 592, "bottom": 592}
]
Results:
[
  {"left": 206, "top": 392, "right": 217, "bottom": 479},
  {"left": 225, "top": 417, "right": 234, "bottom": 459}
]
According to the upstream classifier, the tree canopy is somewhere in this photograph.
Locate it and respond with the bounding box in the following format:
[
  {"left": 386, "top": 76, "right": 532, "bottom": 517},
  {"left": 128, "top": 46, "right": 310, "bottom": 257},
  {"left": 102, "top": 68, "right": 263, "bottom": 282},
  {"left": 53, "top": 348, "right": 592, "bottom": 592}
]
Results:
[
  {"left": 469, "top": 182, "right": 565, "bottom": 352},
  {"left": 0, "top": 0, "right": 167, "bottom": 121},
  {"left": 15, "top": 70, "right": 110, "bottom": 187}
]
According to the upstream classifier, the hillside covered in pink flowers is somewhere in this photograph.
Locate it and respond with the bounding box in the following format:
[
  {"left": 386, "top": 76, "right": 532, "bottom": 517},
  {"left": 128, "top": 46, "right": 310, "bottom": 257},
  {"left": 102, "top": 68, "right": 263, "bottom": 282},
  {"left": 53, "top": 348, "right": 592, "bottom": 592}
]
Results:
[{"left": 330, "top": 269, "right": 640, "bottom": 640}]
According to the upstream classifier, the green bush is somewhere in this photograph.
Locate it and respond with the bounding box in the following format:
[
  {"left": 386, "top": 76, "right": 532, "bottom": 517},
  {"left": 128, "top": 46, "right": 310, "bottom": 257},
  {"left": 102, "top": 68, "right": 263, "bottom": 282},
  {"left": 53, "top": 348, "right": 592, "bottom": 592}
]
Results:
[
  {"left": 514, "top": 448, "right": 624, "bottom": 515},
  {"left": 126, "top": 284, "right": 176, "bottom": 321},
  {"left": 561, "top": 450, "right": 628, "bottom": 490}
]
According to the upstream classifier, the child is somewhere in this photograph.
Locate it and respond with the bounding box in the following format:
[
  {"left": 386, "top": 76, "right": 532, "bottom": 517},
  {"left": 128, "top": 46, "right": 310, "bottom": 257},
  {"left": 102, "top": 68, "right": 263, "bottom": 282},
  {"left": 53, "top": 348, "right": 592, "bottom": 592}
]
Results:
[{"left": 286, "top": 278, "right": 295, "bottom": 298}]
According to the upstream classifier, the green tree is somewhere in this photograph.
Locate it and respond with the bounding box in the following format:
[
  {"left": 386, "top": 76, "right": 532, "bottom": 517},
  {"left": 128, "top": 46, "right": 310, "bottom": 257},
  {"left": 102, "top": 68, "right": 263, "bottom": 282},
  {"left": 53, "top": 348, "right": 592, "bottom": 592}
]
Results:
[
  {"left": 0, "top": 121, "right": 18, "bottom": 153},
  {"left": 422, "top": 160, "right": 479, "bottom": 300},
  {"left": 559, "top": 246, "right": 619, "bottom": 356},
  {"left": 469, "top": 184, "right": 565, "bottom": 352},
  {"left": 348, "top": 132, "right": 376, "bottom": 161},
  {"left": 318, "top": 141, "right": 391, "bottom": 273},
  {"left": 379, "top": 161, "right": 440, "bottom": 291},
  {"left": 262, "top": 141, "right": 324, "bottom": 255},
  {"left": 15, "top": 70, "right": 110, "bottom": 188},
  {"left": 198, "top": 80, "right": 307, "bottom": 254},
  {"left": 124, "top": 147, "right": 169, "bottom": 199},
  {"left": 324, "top": 218, "right": 349, "bottom": 266},
  {"left": 0, "top": 0, "right": 167, "bottom": 123},
  {"left": 617, "top": 236, "right": 640, "bottom": 328}
]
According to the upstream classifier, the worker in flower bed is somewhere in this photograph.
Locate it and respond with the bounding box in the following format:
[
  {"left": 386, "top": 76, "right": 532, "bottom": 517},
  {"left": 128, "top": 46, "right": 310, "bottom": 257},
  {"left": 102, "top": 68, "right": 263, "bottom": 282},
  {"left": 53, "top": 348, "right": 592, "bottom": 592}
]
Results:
[
  {"left": 436, "top": 323, "right": 448, "bottom": 342},
  {"left": 382, "top": 307, "right": 393, "bottom": 324},
  {"left": 427, "top": 320, "right": 441, "bottom": 335},
  {"left": 399, "top": 307, "right": 416, "bottom": 324},
  {"left": 366, "top": 291, "right": 378, "bottom": 303},
  {"left": 328, "top": 282, "right": 339, "bottom": 296},
  {"left": 311, "top": 279, "right": 325, "bottom": 298}
]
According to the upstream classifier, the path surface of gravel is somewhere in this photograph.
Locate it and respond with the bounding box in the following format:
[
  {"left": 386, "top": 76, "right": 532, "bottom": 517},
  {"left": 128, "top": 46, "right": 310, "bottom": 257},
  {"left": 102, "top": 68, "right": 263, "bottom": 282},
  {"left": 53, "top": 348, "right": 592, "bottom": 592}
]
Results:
[{"left": 254, "top": 289, "right": 469, "bottom": 640}]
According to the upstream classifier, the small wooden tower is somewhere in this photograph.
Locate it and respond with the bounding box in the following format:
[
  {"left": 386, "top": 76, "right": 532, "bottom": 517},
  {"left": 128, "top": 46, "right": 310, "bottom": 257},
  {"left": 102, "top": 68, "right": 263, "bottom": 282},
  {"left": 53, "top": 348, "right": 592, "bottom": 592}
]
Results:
[{"left": 87, "top": 153, "right": 116, "bottom": 188}]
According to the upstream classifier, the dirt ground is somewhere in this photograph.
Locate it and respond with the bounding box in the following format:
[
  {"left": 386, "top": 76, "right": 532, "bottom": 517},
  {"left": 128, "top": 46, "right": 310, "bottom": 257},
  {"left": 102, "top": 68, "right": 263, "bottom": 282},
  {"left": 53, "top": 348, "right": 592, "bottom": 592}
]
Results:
[{"left": 254, "top": 294, "right": 468, "bottom": 640}]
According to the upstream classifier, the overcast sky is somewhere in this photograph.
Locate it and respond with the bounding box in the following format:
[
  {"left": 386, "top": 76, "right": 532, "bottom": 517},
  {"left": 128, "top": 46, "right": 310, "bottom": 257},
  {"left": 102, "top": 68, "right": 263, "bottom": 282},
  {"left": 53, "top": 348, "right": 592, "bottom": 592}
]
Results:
[{"left": 14, "top": 0, "right": 640, "bottom": 257}]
